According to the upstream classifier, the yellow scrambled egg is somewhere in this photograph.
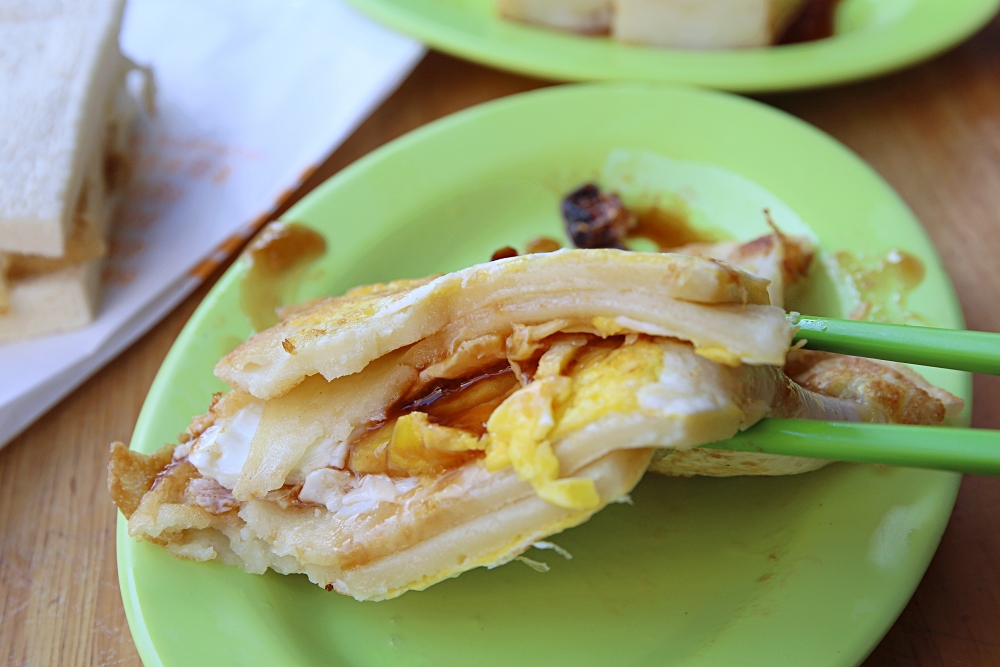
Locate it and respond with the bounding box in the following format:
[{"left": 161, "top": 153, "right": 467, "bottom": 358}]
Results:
[{"left": 484, "top": 336, "right": 663, "bottom": 510}]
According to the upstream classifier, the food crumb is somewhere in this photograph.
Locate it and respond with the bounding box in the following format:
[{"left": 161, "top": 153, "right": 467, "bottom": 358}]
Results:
[
  {"left": 491, "top": 246, "right": 518, "bottom": 261},
  {"left": 515, "top": 556, "right": 550, "bottom": 573},
  {"left": 525, "top": 236, "right": 562, "bottom": 253}
]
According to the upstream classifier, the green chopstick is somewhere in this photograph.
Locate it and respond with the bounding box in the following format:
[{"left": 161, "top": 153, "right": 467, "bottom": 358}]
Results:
[
  {"left": 705, "top": 419, "right": 1000, "bottom": 476},
  {"left": 700, "top": 316, "right": 1000, "bottom": 475},
  {"left": 790, "top": 314, "right": 1000, "bottom": 375}
]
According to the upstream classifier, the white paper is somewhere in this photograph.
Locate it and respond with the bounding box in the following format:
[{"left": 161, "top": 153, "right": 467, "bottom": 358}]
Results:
[{"left": 0, "top": 0, "right": 424, "bottom": 446}]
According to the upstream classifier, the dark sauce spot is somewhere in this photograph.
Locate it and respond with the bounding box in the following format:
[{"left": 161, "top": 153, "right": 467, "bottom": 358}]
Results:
[
  {"left": 491, "top": 246, "right": 519, "bottom": 261},
  {"left": 561, "top": 183, "right": 635, "bottom": 249},
  {"left": 778, "top": 0, "right": 843, "bottom": 45}
]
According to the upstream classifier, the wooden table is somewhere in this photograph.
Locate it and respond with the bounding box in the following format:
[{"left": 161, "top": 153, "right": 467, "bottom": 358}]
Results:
[{"left": 3, "top": 18, "right": 1000, "bottom": 666}]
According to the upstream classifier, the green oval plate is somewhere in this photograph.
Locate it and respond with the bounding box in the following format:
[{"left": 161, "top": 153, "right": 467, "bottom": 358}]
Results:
[
  {"left": 346, "top": 0, "right": 997, "bottom": 91},
  {"left": 118, "top": 83, "right": 970, "bottom": 667}
]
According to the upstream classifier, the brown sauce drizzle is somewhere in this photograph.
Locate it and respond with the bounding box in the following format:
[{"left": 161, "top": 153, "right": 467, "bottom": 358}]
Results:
[
  {"left": 777, "top": 0, "right": 844, "bottom": 45},
  {"left": 239, "top": 222, "right": 326, "bottom": 332},
  {"left": 347, "top": 365, "right": 521, "bottom": 476},
  {"left": 395, "top": 364, "right": 520, "bottom": 436}
]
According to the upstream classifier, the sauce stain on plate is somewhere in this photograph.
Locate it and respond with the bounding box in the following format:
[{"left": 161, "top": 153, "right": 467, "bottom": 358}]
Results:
[
  {"left": 240, "top": 222, "right": 327, "bottom": 332},
  {"left": 829, "top": 248, "right": 925, "bottom": 323},
  {"left": 629, "top": 205, "right": 720, "bottom": 250}
]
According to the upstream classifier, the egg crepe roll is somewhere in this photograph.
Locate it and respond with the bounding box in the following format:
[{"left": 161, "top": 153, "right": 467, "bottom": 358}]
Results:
[{"left": 109, "top": 248, "right": 956, "bottom": 599}]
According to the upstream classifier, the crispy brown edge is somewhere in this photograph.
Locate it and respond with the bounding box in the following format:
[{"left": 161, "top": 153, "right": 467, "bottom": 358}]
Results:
[{"left": 107, "top": 442, "right": 175, "bottom": 519}]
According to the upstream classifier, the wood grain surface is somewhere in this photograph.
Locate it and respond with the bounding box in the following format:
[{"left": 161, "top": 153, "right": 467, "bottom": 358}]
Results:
[{"left": 2, "top": 17, "right": 1000, "bottom": 666}]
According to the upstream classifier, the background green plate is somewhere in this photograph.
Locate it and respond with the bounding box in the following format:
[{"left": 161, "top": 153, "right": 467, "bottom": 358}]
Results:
[
  {"left": 346, "top": 0, "right": 998, "bottom": 91},
  {"left": 118, "top": 83, "right": 970, "bottom": 667}
]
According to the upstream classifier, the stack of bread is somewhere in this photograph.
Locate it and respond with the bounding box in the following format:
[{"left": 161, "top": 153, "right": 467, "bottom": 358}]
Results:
[
  {"left": 497, "top": 0, "right": 810, "bottom": 48},
  {"left": 0, "top": 0, "right": 138, "bottom": 343}
]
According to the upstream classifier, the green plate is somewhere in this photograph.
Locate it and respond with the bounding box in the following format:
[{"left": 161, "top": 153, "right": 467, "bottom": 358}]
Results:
[
  {"left": 118, "top": 83, "right": 970, "bottom": 667},
  {"left": 346, "top": 0, "right": 998, "bottom": 91}
]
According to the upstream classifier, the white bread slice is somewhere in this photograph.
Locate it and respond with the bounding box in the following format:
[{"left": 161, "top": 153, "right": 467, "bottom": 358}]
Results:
[
  {"left": 0, "top": 0, "right": 128, "bottom": 257},
  {"left": 612, "top": 0, "right": 807, "bottom": 48},
  {"left": 0, "top": 260, "right": 101, "bottom": 343},
  {"left": 0, "top": 71, "right": 137, "bottom": 343},
  {"left": 497, "top": 0, "right": 613, "bottom": 33}
]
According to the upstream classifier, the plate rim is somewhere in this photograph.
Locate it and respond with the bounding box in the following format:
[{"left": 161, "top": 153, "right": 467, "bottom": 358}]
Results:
[
  {"left": 117, "top": 81, "right": 968, "bottom": 667},
  {"left": 344, "top": 0, "right": 999, "bottom": 92}
]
